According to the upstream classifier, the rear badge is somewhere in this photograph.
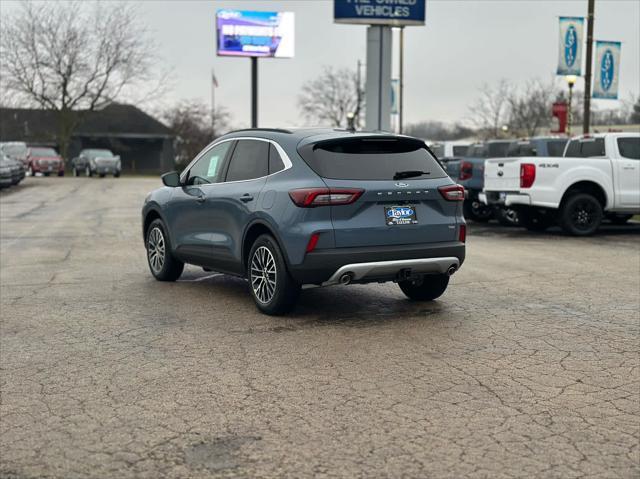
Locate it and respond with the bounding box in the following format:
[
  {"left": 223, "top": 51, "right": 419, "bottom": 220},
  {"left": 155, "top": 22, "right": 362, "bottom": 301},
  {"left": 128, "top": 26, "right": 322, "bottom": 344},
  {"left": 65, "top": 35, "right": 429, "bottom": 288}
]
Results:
[{"left": 395, "top": 182, "right": 409, "bottom": 187}]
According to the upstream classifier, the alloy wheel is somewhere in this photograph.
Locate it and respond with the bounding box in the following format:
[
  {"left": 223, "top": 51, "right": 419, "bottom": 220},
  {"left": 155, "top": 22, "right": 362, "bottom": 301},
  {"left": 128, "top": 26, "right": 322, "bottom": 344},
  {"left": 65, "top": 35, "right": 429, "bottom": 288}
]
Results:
[
  {"left": 147, "top": 227, "right": 166, "bottom": 274},
  {"left": 250, "top": 246, "right": 277, "bottom": 304},
  {"left": 571, "top": 200, "right": 597, "bottom": 231}
]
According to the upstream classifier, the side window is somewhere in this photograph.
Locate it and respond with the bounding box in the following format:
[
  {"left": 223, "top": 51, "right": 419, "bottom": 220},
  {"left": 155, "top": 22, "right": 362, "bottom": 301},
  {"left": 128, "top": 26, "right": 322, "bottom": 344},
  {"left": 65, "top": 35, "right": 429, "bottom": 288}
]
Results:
[
  {"left": 268, "top": 144, "right": 285, "bottom": 174},
  {"left": 187, "top": 142, "right": 232, "bottom": 185},
  {"left": 617, "top": 138, "right": 640, "bottom": 160},
  {"left": 225, "top": 140, "right": 269, "bottom": 182}
]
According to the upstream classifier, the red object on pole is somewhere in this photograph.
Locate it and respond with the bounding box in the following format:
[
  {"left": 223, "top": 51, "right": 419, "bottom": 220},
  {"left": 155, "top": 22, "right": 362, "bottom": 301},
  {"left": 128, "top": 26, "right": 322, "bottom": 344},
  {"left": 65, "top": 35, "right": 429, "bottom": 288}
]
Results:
[{"left": 551, "top": 101, "right": 568, "bottom": 134}]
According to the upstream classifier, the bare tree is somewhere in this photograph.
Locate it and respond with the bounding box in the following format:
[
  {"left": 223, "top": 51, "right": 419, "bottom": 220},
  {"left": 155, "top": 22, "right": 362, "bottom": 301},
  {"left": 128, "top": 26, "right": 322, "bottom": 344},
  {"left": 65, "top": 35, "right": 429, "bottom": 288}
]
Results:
[
  {"left": 162, "top": 100, "right": 232, "bottom": 170},
  {"left": 507, "top": 79, "right": 559, "bottom": 137},
  {"left": 467, "top": 79, "right": 511, "bottom": 139},
  {"left": 0, "top": 1, "right": 167, "bottom": 158},
  {"left": 298, "top": 66, "right": 364, "bottom": 128},
  {"left": 405, "top": 121, "right": 474, "bottom": 141}
]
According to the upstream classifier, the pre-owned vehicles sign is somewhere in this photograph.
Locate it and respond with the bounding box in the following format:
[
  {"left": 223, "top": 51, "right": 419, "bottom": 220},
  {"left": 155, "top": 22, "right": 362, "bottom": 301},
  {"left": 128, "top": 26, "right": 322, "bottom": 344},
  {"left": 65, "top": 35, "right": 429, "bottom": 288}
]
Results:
[{"left": 334, "top": 0, "right": 426, "bottom": 26}]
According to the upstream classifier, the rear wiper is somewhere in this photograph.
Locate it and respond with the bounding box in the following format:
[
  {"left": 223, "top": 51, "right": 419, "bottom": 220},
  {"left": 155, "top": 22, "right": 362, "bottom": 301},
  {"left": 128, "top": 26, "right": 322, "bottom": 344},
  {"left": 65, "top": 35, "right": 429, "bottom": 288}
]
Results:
[{"left": 393, "top": 170, "right": 430, "bottom": 180}]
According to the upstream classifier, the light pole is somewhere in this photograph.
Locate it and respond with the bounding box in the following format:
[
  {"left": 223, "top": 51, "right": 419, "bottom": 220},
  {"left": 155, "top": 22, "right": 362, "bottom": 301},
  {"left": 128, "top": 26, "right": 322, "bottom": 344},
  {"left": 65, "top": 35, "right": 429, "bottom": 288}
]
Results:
[{"left": 566, "top": 75, "right": 577, "bottom": 136}]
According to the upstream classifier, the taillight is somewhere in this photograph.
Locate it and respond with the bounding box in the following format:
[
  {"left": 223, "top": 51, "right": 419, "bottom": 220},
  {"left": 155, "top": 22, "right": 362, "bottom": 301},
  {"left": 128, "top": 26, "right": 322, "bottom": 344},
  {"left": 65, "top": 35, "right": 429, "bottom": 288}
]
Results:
[
  {"left": 458, "top": 224, "right": 466, "bottom": 243},
  {"left": 438, "top": 184, "right": 465, "bottom": 201},
  {"left": 459, "top": 161, "right": 473, "bottom": 181},
  {"left": 288, "top": 188, "right": 364, "bottom": 207},
  {"left": 520, "top": 163, "right": 536, "bottom": 188}
]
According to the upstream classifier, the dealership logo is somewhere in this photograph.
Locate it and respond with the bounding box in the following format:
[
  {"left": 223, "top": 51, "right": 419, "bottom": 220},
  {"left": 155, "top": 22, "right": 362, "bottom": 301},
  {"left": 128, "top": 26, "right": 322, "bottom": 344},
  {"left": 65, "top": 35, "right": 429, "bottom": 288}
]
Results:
[
  {"left": 387, "top": 207, "right": 414, "bottom": 218},
  {"left": 564, "top": 25, "right": 578, "bottom": 67},
  {"left": 600, "top": 49, "right": 614, "bottom": 91}
]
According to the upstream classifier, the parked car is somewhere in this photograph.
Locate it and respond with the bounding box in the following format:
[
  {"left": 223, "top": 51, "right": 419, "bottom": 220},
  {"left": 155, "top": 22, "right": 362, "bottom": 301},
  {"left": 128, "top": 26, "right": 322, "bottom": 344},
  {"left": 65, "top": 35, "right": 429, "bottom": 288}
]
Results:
[
  {"left": 26, "top": 147, "right": 64, "bottom": 176},
  {"left": 71, "top": 149, "right": 121, "bottom": 177},
  {"left": 493, "top": 137, "right": 570, "bottom": 225},
  {"left": 481, "top": 133, "right": 640, "bottom": 235},
  {"left": 142, "top": 128, "right": 466, "bottom": 315},
  {"left": 0, "top": 142, "right": 28, "bottom": 168},
  {"left": 429, "top": 141, "right": 470, "bottom": 159},
  {"left": 442, "top": 140, "right": 512, "bottom": 222},
  {"left": 0, "top": 155, "right": 16, "bottom": 189}
]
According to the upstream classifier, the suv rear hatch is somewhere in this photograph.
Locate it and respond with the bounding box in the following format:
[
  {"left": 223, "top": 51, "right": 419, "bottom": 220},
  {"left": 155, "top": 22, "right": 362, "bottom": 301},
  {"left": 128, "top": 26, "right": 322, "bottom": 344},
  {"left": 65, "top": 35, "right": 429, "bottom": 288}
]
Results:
[{"left": 298, "top": 136, "right": 461, "bottom": 248}]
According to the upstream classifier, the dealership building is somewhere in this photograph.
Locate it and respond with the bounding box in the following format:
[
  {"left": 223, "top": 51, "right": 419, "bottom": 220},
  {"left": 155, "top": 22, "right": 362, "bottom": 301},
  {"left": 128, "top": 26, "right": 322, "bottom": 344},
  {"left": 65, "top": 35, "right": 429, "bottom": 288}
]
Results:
[{"left": 0, "top": 103, "right": 175, "bottom": 174}]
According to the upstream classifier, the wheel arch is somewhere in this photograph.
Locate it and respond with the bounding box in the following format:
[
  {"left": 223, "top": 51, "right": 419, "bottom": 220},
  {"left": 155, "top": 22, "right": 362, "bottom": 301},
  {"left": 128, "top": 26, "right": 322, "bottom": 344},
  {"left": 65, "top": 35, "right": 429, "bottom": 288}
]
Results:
[
  {"left": 560, "top": 181, "right": 608, "bottom": 209},
  {"left": 242, "top": 219, "right": 290, "bottom": 275}
]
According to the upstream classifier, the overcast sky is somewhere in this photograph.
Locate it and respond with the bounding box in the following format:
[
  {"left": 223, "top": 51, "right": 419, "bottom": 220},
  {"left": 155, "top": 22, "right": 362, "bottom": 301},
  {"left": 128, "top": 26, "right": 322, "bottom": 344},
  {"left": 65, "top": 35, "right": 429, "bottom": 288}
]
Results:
[{"left": 3, "top": 0, "right": 639, "bottom": 128}]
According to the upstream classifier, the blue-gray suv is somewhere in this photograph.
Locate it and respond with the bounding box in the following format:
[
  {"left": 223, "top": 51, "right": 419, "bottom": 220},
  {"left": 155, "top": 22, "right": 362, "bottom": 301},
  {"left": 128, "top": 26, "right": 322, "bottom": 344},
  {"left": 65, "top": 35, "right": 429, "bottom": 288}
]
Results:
[{"left": 142, "top": 128, "right": 466, "bottom": 315}]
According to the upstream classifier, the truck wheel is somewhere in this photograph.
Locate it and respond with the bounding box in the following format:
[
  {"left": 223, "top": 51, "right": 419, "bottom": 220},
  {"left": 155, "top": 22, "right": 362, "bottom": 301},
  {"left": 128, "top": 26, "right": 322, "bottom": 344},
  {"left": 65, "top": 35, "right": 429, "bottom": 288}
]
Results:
[
  {"left": 399, "top": 274, "right": 449, "bottom": 301},
  {"left": 463, "top": 200, "right": 493, "bottom": 223},
  {"left": 248, "top": 234, "right": 300, "bottom": 315},
  {"left": 85, "top": 166, "right": 92, "bottom": 177},
  {"left": 559, "top": 193, "right": 603, "bottom": 236},
  {"left": 520, "top": 209, "right": 554, "bottom": 232},
  {"left": 146, "top": 219, "right": 184, "bottom": 281},
  {"left": 607, "top": 213, "right": 632, "bottom": 225}
]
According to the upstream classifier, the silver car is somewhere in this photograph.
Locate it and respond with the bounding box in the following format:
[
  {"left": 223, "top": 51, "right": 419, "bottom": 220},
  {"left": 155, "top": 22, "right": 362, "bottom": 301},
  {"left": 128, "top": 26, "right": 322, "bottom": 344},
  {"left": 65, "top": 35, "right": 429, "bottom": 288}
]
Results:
[{"left": 71, "top": 149, "right": 121, "bottom": 178}]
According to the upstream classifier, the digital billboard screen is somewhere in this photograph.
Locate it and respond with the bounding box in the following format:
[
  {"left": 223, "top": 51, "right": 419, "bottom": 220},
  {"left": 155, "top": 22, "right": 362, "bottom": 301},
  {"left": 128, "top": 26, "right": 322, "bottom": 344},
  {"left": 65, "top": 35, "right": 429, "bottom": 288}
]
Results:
[{"left": 216, "top": 10, "right": 295, "bottom": 58}]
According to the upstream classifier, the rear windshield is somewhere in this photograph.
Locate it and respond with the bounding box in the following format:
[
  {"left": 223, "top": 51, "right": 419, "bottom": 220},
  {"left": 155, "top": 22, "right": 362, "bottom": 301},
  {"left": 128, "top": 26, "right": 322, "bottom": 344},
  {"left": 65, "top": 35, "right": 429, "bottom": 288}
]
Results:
[
  {"left": 506, "top": 142, "right": 536, "bottom": 157},
  {"left": 565, "top": 138, "right": 605, "bottom": 157},
  {"left": 547, "top": 139, "right": 568, "bottom": 157},
  {"left": 430, "top": 144, "right": 444, "bottom": 158},
  {"left": 30, "top": 147, "right": 57, "bottom": 157},
  {"left": 299, "top": 137, "right": 446, "bottom": 181},
  {"left": 487, "top": 142, "right": 510, "bottom": 157},
  {"left": 452, "top": 145, "right": 468, "bottom": 156},
  {"left": 617, "top": 138, "right": 640, "bottom": 160}
]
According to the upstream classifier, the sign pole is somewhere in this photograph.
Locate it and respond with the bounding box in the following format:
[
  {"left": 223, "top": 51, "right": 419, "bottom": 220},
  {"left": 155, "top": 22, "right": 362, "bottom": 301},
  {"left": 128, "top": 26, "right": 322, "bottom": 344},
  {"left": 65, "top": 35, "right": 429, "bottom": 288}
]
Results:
[
  {"left": 251, "top": 57, "right": 258, "bottom": 128},
  {"left": 399, "top": 26, "right": 405, "bottom": 135},
  {"left": 583, "top": 0, "right": 595, "bottom": 134},
  {"left": 365, "top": 25, "right": 392, "bottom": 131}
]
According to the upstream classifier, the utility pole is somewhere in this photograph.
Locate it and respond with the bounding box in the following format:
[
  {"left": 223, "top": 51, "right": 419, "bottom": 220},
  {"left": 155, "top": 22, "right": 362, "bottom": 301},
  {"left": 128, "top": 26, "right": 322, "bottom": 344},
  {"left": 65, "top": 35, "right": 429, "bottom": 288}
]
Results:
[
  {"left": 355, "top": 59, "right": 363, "bottom": 129},
  {"left": 583, "top": 0, "right": 595, "bottom": 134},
  {"left": 399, "top": 27, "right": 405, "bottom": 134},
  {"left": 251, "top": 57, "right": 258, "bottom": 128}
]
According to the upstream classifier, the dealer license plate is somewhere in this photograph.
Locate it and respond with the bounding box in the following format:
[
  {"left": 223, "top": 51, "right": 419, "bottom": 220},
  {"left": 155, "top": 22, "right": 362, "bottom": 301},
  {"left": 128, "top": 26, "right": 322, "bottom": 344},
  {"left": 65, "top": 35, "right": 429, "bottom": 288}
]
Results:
[{"left": 385, "top": 206, "right": 418, "bottom": 226}]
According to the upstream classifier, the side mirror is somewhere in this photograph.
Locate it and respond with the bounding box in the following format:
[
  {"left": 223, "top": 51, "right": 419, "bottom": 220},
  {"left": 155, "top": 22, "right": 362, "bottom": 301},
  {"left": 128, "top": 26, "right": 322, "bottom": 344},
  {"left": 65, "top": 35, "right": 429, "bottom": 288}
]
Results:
[{"left": 161, "top": 171, "right": 181, "bottom": 187}]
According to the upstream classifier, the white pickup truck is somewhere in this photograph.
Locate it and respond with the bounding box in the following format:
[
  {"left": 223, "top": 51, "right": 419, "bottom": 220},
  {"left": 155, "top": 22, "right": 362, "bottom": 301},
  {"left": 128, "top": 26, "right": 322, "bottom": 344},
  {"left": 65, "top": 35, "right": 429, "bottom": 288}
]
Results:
[{"left": 480, "top": 132, "right": 640, "bottom": 235}]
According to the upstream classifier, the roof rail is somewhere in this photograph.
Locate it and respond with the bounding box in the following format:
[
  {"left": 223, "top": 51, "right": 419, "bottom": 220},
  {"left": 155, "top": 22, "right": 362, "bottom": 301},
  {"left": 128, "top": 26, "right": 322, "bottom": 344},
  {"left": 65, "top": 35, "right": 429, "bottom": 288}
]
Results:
[{"left": 229, "top": 128, "right": 293, "bottom": 134}]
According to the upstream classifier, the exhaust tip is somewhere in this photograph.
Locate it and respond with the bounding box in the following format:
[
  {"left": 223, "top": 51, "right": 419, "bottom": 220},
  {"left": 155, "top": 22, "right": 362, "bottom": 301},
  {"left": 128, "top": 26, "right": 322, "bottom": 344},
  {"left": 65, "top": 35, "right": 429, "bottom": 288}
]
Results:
[
  {"left": 340, "top": 273, "right": 353, "bottom": 285},
  {"left": 447, "top": 265, "right": 457, "bottom": 276}
]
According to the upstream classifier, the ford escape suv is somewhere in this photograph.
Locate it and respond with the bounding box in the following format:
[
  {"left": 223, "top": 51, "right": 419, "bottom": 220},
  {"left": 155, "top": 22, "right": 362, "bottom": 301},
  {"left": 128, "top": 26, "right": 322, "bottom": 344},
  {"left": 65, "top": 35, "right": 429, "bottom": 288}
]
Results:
[{"left": 142, "top": 128, "right": 466, "bottom": 315}]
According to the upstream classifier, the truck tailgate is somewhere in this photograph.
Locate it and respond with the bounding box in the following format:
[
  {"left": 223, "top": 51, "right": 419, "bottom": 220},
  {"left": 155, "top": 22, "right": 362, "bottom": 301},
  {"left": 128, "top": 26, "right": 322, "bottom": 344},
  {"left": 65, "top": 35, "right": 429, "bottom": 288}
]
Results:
[{"left": 484, "top": 158, "right": 521, "bottom": 191}]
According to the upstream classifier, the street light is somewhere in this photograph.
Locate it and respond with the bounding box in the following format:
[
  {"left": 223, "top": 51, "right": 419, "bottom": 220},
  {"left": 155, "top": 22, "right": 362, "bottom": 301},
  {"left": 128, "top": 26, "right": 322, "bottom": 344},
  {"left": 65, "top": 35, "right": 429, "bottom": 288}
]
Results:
[{"left": 565, "top": 75, "right": 577, "bottom": 136}]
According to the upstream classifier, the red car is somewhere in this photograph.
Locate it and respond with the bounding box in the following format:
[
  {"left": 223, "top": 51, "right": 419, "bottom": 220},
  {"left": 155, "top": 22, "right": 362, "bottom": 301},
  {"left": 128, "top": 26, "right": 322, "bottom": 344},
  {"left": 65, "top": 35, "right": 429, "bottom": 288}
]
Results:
[{"left": 27, "top": 147, "right": 64, "bottom": 177}]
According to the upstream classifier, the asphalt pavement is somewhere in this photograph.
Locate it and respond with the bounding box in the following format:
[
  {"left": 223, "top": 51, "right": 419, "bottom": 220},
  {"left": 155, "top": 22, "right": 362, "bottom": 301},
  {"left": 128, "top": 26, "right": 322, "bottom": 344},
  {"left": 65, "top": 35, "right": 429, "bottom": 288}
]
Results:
[{"left": 1, "top": 177, "right": 639, "bottom": 479}]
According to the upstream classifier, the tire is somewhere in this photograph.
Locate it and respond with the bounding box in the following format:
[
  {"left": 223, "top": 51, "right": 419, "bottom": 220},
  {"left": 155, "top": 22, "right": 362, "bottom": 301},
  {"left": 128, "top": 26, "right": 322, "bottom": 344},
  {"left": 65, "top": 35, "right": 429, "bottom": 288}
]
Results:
[
  {"left": 520, "top": 208, "right": 554, "bottom": 232},
  {"left": 607, "top": 213, "right": 632, "bottom": 225},
  {"left": 399, "top": 274, "right": 450, "bottom": 301},
  {"left": 114, "top": 171, "right": 121, "bottom": 178},
  {"left": 145, "top": 219, "right": 184, "bottom": 281},
  {"left": 44, "top": 172, "right": 50, "bottom": 177},
  {"left": 247, "top": 234, "right": 300, "bottom": 315},
  {"left": 86, "top": 166, "right": 93, "bottom": 177},
  {"left": 99, "top": 173, "right": 105, "bottom": 178},
  {"left": 496, "top": 208, "right": 520, "bottom": 227},
  {"left": 73, "top": 167, "right": 79, "bottom": 177},
  {"left": 463, "top": 199, "right": 493, "bottom": 223},
  {"left": 58, "top": 171, "right": 64, "bottom": 177},
  {"left": 558, "top": 193, "right": 603, "bottom": 236}
]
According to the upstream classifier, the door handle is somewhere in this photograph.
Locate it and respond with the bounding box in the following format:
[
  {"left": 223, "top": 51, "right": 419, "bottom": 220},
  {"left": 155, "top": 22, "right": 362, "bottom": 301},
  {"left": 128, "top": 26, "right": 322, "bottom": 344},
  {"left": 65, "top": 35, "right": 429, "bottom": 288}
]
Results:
[
  {"left": 240, "top": 194, "right": 254, "bottom": 202},
  {"left": 196, "top": 194, "right": 206, "bottom": 203}
]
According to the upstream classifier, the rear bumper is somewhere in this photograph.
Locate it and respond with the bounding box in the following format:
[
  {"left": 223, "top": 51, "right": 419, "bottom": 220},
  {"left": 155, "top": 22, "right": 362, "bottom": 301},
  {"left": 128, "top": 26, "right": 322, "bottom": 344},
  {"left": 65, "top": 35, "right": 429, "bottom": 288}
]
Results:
[
  {"left": 289, "top": 241, "right": 465, "bottom": 285},
  {"left": 480, "top": 191, "right": 531, "bottom": 207}
]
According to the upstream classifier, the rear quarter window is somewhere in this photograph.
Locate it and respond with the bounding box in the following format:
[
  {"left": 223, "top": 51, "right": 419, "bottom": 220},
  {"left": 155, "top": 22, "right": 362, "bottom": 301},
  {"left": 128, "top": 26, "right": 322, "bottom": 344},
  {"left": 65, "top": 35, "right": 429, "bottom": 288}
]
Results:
[
  {"left": 298, "top": 137, "right": 446, "bottom": 181},
  {"left": 617, "top": 137, "right": 640, "bottom": 160},
  {"left": 565, "top": 138, "right": 605, "bottom": 157}
]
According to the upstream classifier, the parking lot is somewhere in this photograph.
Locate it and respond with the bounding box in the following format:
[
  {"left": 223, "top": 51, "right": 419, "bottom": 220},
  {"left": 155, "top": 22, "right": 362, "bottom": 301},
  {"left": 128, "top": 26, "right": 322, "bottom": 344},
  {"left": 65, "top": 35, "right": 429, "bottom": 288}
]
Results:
[{"left": 1, "top": 177, "right": 639, "bottom": 478}]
